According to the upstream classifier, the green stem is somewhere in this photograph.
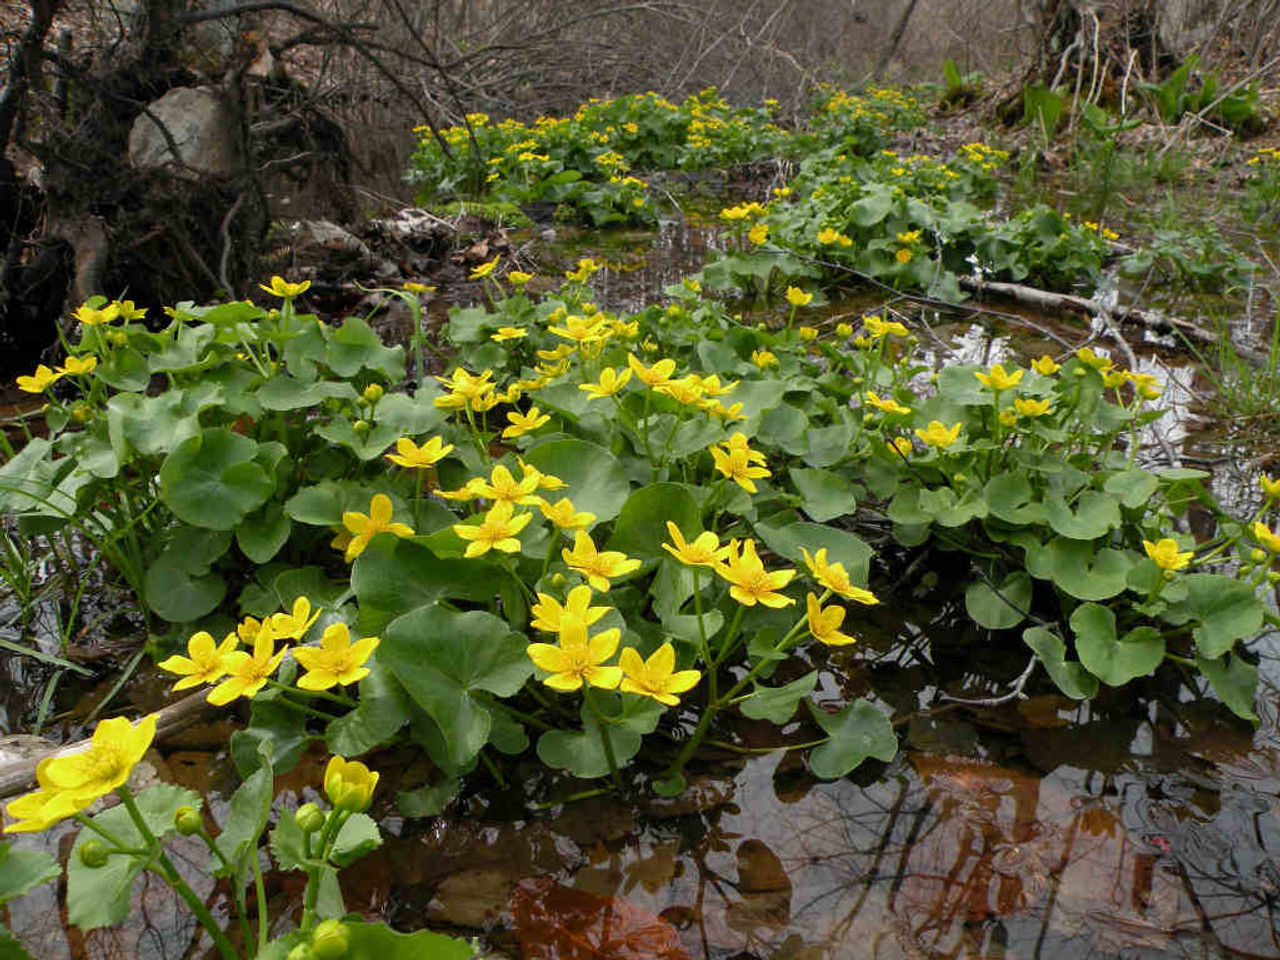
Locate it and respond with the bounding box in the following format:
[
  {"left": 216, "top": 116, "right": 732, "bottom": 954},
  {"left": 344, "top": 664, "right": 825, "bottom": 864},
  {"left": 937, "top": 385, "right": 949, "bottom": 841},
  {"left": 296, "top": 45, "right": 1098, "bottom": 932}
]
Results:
[
  {"left": 253, "top": 839, "right": 269, "bottom": 951},
  {"left": 713, "top": 603, "right": 747, "bottom": 667},
  {"left": 200, "top": 828, "right": 256, "bottom": 954},
  {"left": 413, "top": 469, "right": 425, "bottom": 531},
  {"left": 691, "top": 567, "right": 716, "bottom": 703},
  {"left": 271, "top": 681, "right": 357, "bottom": 709},
  {"left": 464, "top": 404, "right": 488, "bottom": 460},
  {"left": 584, "top": 689, "right": 622, "bottom": 790},
  {"left": 302, "top": 810, "right": 347, "bottom": 933},
  {"left": 117, "top": 788, "right": 238, "bottom": 960},
  {"left": 540, "top": 529, "right": 560, "bottom": 581}
]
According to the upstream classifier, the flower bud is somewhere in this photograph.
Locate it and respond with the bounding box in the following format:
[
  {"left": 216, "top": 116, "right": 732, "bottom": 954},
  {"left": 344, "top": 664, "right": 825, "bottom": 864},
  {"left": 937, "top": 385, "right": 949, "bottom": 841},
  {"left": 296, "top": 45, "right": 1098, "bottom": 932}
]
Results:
[
  {"left": 79, "top": 839, "right": 110, "bottom": 869},
  {"left": 1269, "top": 571, "right": 1280, "bottom": 585},
  {"left": 294, "top": 802, "right": 326, "bottom": 834},
  {"left": 1163, "top": 569, "right": 1177, "bottom": 581},
  {"left": 352, "top": 419, "right": 370, "bottom": 434},
  {"left": 836, "top": 323, "right": 854, "bottom": 338},
  {"left": 112, "top": 331, "right": 129, "bottom": 346},
  {"left": 1074, "top": 368, "right": 1086, "bottom": 377},
  {"left": 311, "top": 919, "right": 350, "bottom": 959},
  {"left": 362, "top": 384, "right": 384, "bottom": 404},
  {"left": 287, "top": 945, "right": 318, "bottom": 960},
  {"left": 174, "top": 805, "right": 202, "bottom": 836},
  {"left": 549, "top": 572, "right": 567, "bottom": 588},
  {"left": 268, "top": 309, "right": 282, "bottom": 323},
  {"left": 323, "top": 757, "right": 378, "bottom": 814},
  {"left": 1252, "top": 548, "right": 1267, "bottom": 564},
  {"left": 71, "top": 404, "right": 91, "bottom": 423}
]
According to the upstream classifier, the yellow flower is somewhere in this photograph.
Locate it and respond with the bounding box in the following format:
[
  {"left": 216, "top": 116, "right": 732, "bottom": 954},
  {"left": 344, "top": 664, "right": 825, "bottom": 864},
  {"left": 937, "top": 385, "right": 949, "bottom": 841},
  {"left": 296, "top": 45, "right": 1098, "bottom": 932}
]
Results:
[
  {"left": 836, "top": 322, "right": 854, "bottom": 338},
  {"left": 519, "top": 459, "right": 566, "bottom": 492},
  {"left": 1013, "top": 397, "right": 1052, "bottom": 418},
  {"left": 785, "top": 286, "right": 813, "bottom": 307},
  {"left": 236, "top": 616, "right": 263, "bottom": 644},
  {"left": 158, "top": 631, "right": 238, "bottom": 691},
  {"left": 895, "top": 248, "right": 913, "bottom": 263},
  {"left": 704, "top": 400, "right": 746, "bottom": 421},
  {"left": 1075, "top": 347, "right": 1114, "bottom": 372},
  {"left": 974, "top": 364, "right": 1024, "bottom": 391},
  {"left": 887, "top": 436, "right": 913, "bottom": 458},
  {"left": 504, "top": 406, "right": 551, "bottom": 439},
  {"left": 579, "top": 367, "right": 632, "bottom": 399},
  {"left": 801, "top": 547, "right": 879, "bottom": 605},
  {"left": 1261, "top": 474, "right": 1280, "bottom": 500},
  {"left": 324, "top": 756, "right": 378, "bottom": 813},
  {"left": 747, "top": 222, "right": 769, "bottom": 245},
  {"left": 270, "top": 596, "right": 322, "bottom": 640},
  {"left": 539, "top": 497, "right": 596, "bottom": 530},
  {"left": 16, "top": 365, "right": 61, "bottom": 393},
  {"left": 474, "top": 464, "right": 542, "bottom": 505},
  {"left": 342, "top": 494, "right": 415, "bottom": 561},
  {"left": 549, "top": 314, "right": 609, "bottom": 344},
  {"left": 806, "top": 593, "right": 856, "bottom": 646},
  {"left": 57, "top": 355, "right": 97, "bottom": 377},
  {"left": 1103, "top": 370, "right": 1127, "bottom": 389},
  {"left": 453, "top": 500, "right": 533, "bottom": 557},
  {"left": 715, "top": 539, "right": 795, "bottom": 608},
  {"left": 662, "top": 521, "right": 731, "bottom": 567},
  {"left": 798, "top": 326, "right": 818, "bottom": 341},
  {"left": 386, "top": 435, "right": 454, "bottom": 469},
  {"left": 710, "top": 445, "right": 771, "bottom": 493},
  {"left": 526, "top": 617, "right": 622, "bottom": 692},
  {"left": 508, "top": 271, "right": 533, "bottom": 287},
  {"left": 491, "top": 326, "right": 528, "bottom": 342},
  {"left": 293, "top": 623, "right": 380, "bottom": 690},
  {"left": 999, "top": 409, "right": 1018, "bottom": 427},
  {"left": 695, "top": 374, "right": 737, "bottom": 397},
  {"left": 531, "top": 584, "right": 609, "bottom": 634},
  {"left": 1144, "top": 538, "right": 1194, "bottom": 570},
  {"left": 3, "top": 714, "right": 158, "bottom": 833},
  {"left": 439, "top": 477, "right": 486, "bottom": 502},
  {"left": 434, "top": 368, "right": 495, "bottom": 408},
  {"left": 751, "top": 350, "right": 778, "bottom": 369},
  {"left": 627, "top": 354, "right": 676, "bottom": 387},
  {"left": 724, "top": 431, "right": 766, "bottom": 464},
  {"left": 655, "top": 375, "right": 705, "bottom": 406},
  {"left": 863, "top": 315, "right": 909, "bottom": 338},
  {"left": 619, "top": 643, "right": 701, "bottom": 706},
  {"left": 73, "top": 302, "right": 120, "bottom": 326},
  {"left": 404, "top": 282, "right": 433, "bottom": 293},
  {"left": 1252, "top": 521, "right": 1280, "bottom": 554},
  {"left": 817, "top": 227, "right": 840, "bottom": 244},
  {"left": 470, "top": 255, "right": 500, "bottom": 279},
  {"left": 114, "top": 300, "right": 147, "bottom": 321},
  {"left": 562, "top": 531, "right": 641, "bottom": 591},
  {"left": 915, "top": 420, "right": 962, "bottom": 449},
  {"left": 864, "top": 391, "right": 910, "bottom": 415},
  {"left": 260, "top": 276, "right": 311, "bottom": 298},
  {"left": 207, "top": 625, "right": 289, "bottom": 705},
  {"left": 1031, "top": 355, "right": 1061, "bottom": 375},
  {"left": 1125, "top": 372, "right": 1162, "bottom": 400}
]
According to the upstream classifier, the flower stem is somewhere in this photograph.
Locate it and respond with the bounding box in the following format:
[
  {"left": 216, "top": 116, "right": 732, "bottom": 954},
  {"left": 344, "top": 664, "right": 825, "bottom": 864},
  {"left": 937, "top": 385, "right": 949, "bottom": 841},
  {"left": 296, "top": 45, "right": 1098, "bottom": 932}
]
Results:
[
  {"left": 584, "top": 689, "right": 622, "bottom": 790},
  {"left": 116, "top": 788, "right": 238, "bottom": 960},
  {"left": 692, "top": 568, "right": 716, "bottom": 703}
]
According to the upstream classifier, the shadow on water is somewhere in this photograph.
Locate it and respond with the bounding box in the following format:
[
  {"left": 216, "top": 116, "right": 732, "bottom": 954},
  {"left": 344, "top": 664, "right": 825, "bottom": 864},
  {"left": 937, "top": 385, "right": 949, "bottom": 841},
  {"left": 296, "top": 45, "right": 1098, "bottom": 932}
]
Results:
[{"left": 5, "top": 214, "right": 1280, "bottom": 959}]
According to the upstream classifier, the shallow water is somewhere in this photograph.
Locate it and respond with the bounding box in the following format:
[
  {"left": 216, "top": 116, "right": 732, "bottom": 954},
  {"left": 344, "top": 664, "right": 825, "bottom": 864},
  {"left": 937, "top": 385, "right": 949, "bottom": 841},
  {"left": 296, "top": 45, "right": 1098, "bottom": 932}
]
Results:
[{"left": 4, "top": 209, "right": 1280, "bottom": 959}]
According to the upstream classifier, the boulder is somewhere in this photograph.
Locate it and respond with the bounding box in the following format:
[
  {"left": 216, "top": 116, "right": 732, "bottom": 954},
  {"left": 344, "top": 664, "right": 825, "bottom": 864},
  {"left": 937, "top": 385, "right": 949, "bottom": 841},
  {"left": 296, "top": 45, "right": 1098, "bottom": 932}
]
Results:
[{"left": 127, "top": 86, "right": 240, "bottom": 178}]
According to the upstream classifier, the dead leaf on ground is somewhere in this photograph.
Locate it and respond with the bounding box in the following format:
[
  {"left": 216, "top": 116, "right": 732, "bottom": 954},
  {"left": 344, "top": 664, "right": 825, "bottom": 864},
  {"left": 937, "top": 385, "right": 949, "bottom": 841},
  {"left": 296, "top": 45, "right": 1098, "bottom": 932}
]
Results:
[{"left": 510, "top": 876, "right": 690, "bottom": 960}]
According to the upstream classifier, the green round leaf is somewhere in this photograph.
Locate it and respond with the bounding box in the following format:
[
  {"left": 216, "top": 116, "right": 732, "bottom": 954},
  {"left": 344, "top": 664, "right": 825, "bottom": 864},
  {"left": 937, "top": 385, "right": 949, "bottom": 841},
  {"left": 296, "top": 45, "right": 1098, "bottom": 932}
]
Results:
[
  {"left": 159, "top": 428, "right": 274, "bottom": 530},
  {"left": 806, "top": 699, "right": 897, "bottom": 779},
  {"left": 525, "top": 438, "right": 631, "bottom": 523},
  {"left": 964, "top": 571, "right": 1032, "bottom": 630},
  {"left": 1070, "top": 603, "right": 1165, "bottom": 686},
  {"left": 608, "top": 483, "right": 700, "bottom": 558},
  {"left": 1022, "top": 627, "right": 1098, "bottom": 700}
]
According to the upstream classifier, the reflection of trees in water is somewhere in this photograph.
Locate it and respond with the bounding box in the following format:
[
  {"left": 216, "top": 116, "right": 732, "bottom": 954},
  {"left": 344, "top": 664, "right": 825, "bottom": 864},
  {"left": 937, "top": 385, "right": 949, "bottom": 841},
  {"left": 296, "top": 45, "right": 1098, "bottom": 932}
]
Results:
[{"left": 720, "top": 744, "right": 1280, "bottom": 958}]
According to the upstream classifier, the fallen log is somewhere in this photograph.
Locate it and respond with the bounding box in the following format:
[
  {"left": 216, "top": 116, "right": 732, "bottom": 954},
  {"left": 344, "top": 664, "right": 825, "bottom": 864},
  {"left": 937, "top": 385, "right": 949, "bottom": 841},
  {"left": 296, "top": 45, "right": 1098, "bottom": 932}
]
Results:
[
  {"left": 0, "top": 691, "right": 215, "bottom": 800},
  {"left": 958, "top": 276, "right": 1269, "bottom": 365}
]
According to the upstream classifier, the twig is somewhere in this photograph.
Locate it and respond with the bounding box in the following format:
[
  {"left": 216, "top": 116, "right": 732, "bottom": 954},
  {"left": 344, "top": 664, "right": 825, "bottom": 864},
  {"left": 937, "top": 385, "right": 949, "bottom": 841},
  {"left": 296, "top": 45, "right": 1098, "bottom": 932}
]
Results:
[
  {"left": 939, "top": 655, "right": 1038, "bottom": 707},
  {"left": 219, "top": 191, "right": 246, "bottom": 298}
]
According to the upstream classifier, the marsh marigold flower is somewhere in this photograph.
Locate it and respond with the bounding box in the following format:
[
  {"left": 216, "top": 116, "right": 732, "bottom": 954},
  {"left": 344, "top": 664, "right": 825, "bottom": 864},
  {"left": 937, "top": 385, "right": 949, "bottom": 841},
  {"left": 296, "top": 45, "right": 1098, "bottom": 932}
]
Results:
[
  {"left": 975, "top": 364, "right": 1024, "bottom": 391},
  {"left": 386, "top": 435, "right": 453, "bottom": 469},
  {"left": 1261, "top": 474, "right": 1280, "bottom": 499},
  {"left": 716, "top": 539, "right": 795, "bottom": 607},
  {"left": 58, "top": 355, "right": 97, "bottom": 377},
  {"left": 1014, "top": 397, "right": 1052, "bottom": 418},
  {"left": 530, "top": 584, "right": 609, "bottom": 633},
  {"left": 806, "top": 593, "right": 856, "bottom": 646},
  {"left": 470, "top": 256, "right": 500, "bottom": 279},
  {"left": 1144, "top": 538, "right": 1193, "bottom": 570},
  {"left": 1252, "top": 522, "right": 1280, "bottom": 554},
  {"left": 526, "top": 617, "right": 622, "bottom": 691},
  {"left": 261, "top": 276, "right": 310, "bottom": 298},
  {"left": 801, "top": 547, "right": 878, "bottom": 605},
  {"left": 751, "top": 350, "right": 778, "bottom": 369},
  {"left": 74, "top": 302, "right": 120, "bottom": 326},
  {"left": 504, "top": 407, "right": 551, "bottom": 439},
  {"left": 627, "top": 354, "right": 676, "bottom": 387},
  {"left": 864, "top": 391, "right": 911, "bottom": 415},
  {"left": 270, "top": 596, "right": 322, "bottom": 641},
  {"left": 662, "top": 521, "right": 731, "bottom": 566},
  {"left": 539, "top": 497, "right": 595, "bottom": 530},
  {"left": 158, "top": 631, "right": 238, "bottom": 691},
  {"left": 1031, "top": 355, "right": 1061, "bottom": 375},
  {"left": 16, "top": 365, "right": 61, "bottom": 393},
  {"left": 207, "top": 625, "right": 288, "bottom": 705},
  {"left": 562, "top": 531, "right": 641, "bottom": 591},
  {"left": 864, "top": 315, "right": 909, "bottom": 338},
  {"left": 453, "top": 500, "right": 533, "bottom": 557},
  {"left": 342, "top": 494, "right": 415, "bottom": 561},
  {"left": 491, "top": 326, "right": 527, "bottom": 343},
  {"left": 785, "top": 286, "right": 813, "bottom": 307},
  {"left": 580, "top": 367, "right": 632, "bottom": 399},
  {"left": 915, "top": 420, "right": 962, "bottom": 449},
  {"left": 3, "top": 714, "right": 157, "bottom": 834},
  {"left": 474, "top": 464, "right": 542, "bottom": 505},
  {"left": 325, "top": 756, "right": 378, "bottom": 813},
  {"left": 619, "top": 643, "right": 701, "bottom": 706},
  {"left": 293, "top": 623, "right": 379, "bottom": 690}
]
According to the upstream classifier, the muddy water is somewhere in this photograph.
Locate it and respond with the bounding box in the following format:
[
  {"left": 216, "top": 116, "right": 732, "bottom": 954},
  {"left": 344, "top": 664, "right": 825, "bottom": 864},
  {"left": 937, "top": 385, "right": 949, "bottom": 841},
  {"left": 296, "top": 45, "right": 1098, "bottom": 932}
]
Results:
[{"left": 5, "top": 217, "right": 1280, "bottom": 959}]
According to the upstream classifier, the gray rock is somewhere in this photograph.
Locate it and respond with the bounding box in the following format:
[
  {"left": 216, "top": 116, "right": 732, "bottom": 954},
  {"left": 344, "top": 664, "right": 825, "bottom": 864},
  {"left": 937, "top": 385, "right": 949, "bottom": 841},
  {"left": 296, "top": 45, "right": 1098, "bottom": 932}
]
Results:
[{"left": 127, "top": 87, "right": 240, "bottom": 178}]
